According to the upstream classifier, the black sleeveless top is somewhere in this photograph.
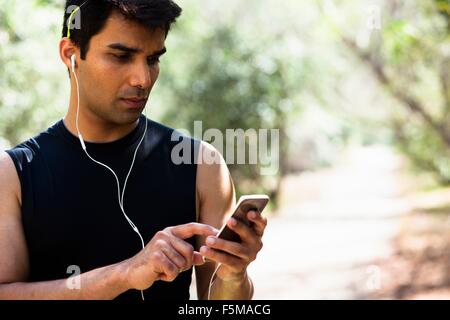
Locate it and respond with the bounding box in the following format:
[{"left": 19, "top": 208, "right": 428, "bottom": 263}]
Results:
[{"left": 5, "top": 115, "right": 200, "bottom": 301}]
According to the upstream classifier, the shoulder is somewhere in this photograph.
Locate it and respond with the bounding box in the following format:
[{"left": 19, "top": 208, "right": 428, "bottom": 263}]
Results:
[
  {"left": 4, "top": 120, "right": 61, "bottom": 166},
  {"left": 195, "top": 141, "right": 236, "bottom": 226},
  {"left": 148, "top": 119, "right": 197, "bottom": 147},
  {"left": 0, "top": 151, "right": 21, "bottom": 208},
  {"left": 1, "top": 124, "right": 58, "bottom": 205},
  {"left": 0, "top": 151, "right": 18, "bottom": 182},
  {"left": 4, "top": 137, "right": 43, "bottom": 175},
  {"left": 146, "top": 118, "right": 174, "bottom": 136},
  {"left": 146, "top": 118, "right": 201, "bottom": 162},
  {"left": 196, "top": 141, "right": 230, "bottom": 189}
]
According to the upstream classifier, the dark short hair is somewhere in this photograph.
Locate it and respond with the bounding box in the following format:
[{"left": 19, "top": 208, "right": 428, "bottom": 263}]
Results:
[{"left": 62, "top": 0, "right": 182, "bottom": 60}]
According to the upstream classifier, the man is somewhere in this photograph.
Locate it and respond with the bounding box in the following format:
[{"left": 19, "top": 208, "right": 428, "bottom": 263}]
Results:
[{"left": 0, "top": 0, "right": 266, "bottom": 300}]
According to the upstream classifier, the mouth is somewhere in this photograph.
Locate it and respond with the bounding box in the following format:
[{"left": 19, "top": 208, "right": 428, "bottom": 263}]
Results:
[{"left": 120, "top": 97, "right": 147, "bottom": 109}]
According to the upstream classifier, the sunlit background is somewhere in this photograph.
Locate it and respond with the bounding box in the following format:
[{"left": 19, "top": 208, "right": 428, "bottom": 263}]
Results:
[{"left": 1, "top": 0, "right": 449, "bottom": 299}]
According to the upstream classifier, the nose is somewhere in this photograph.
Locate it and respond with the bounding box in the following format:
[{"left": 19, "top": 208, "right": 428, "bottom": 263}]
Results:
[{"left": 129, "top": 62, "right": 152, "bottom": 90}]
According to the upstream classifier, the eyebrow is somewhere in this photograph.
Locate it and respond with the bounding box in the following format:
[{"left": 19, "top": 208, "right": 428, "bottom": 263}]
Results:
[{"left": 107, "top": 43, "right": 167, "bottom": 57}]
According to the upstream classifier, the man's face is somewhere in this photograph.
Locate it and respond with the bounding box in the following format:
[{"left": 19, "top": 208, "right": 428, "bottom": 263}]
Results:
[{"left": 77, "top": 10, "right": 166, "bottom": 125}]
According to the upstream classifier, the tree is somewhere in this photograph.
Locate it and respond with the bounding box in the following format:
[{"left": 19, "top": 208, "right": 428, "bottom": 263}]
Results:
[
  {"left": 160, "top": 24, "right": 302, "bottom": 204},
  {"left": 0, "top": 0, "right": 65, "bottom": 148},
  {"left": 323, "top": 0, "right": 450, "bottom": 182}
]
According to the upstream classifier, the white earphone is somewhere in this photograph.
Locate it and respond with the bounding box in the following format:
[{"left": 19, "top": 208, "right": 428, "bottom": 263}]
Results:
[
  {"left": 71, "top": 54, "right": 76, "bottom": 73},
  {"left": 70, "top": 53, "right": 148, "bottom": 300}
]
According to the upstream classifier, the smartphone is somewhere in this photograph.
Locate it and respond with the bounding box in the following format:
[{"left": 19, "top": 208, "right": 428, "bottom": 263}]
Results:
[{"left": 216, "top": 194, "right": 269, "bottom": 243}]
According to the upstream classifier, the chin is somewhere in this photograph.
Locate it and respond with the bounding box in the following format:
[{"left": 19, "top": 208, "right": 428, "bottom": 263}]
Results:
[
  {"left": 104, "top": 106, "right": 141, "bottom": 124},
  {"left": 117, "top": 111, "right": 144, "bottom": 125}
]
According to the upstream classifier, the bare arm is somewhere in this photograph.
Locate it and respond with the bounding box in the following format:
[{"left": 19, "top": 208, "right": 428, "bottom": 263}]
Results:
[
  {"left": 0, "top": 264, "right": 130, "bottom": 300},
  {"left": 0, "top": 152, "right": 217, "bottom": 300},
  {"left": 0, "top": 152, "right": 132, "bottom": 299},
  {"left": 194, "top": 142, "right": 254, "bottom": 300}
]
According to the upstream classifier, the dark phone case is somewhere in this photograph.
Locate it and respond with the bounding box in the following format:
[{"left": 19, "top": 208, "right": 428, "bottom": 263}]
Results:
[{"left": 217, "top": 198, "right": 269, "bottom": 243}]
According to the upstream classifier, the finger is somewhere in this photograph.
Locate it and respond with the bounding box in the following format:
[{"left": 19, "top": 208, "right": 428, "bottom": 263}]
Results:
[
  {"left": 153, "top": 252, "right": 180, "bottom": 282},
  {"left": 200, "top": 246, "right": 243, "bottom": 271},
  {"left": 205, "top": 236, "right": 249, "bottom": 260},
  {"left": 168, "top": 236, "right": 195, "bottom": 269},
  {"left": 169, "top": 223, "right": 219, "bottom": 239},
  {"left": 247, "top": 210, "right": 267, "bottom": 237},
  {"left": 160, "top": 244, "right": 187, "bottom": 271},
  {"left": 150, "top": 252, "right": 165, "bottom": 281},
  {"left": 193, "top": 251, "right": 206, "bottom": 266},
  {"left": 226, "top": 217, "right": 255, "bottom": 243}
]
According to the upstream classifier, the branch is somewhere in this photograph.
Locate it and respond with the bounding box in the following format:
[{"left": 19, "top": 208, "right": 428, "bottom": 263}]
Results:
[
  {"left": 342, "top": 37, "right": 450, "bottom": 148},
  {"left": 440, "top": 57, "right": 450, "bottom": 117}
]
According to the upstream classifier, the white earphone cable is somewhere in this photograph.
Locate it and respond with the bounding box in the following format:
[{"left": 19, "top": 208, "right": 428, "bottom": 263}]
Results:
[
  {"left": 72, "top": 61, "right": 146, "bottom": 301},
  {"left": 207, "top": 263, "right": 221, "bottom": 300}
]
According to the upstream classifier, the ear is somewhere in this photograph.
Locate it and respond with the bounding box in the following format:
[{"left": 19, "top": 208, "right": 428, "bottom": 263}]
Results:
[{"left": 59, "top": 37, "right": 78, "bottom": 73}]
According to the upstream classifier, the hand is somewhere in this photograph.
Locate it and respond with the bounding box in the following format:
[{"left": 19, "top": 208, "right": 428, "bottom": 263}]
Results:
[
  {"left": 123, "top": 222, "right": 219, "bottom": 290},
  {"left": 200, "top": 210, "right": 267, "bottom": 282}
]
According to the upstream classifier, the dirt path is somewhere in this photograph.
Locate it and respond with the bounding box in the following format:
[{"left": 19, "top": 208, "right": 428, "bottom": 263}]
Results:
[
  {"left": 246, "top": 146, "right": 410, "bottom": 299},
  {"left": 191, "top": 145, "right": 450, "bottom": 299}
]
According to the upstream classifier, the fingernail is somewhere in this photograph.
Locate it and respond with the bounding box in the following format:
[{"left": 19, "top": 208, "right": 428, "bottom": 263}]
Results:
[
  {"left": 200, "top": 246, "right": 208, "bottom": 254},
  {"left": 229, "top": 218, "right": 237, "bottom": 226},
  {"left": 249, "top": 211, "right": 257, "bottom": 218},
  {"left": 206, "top": 236, "right": 216, "bottom": 245}
]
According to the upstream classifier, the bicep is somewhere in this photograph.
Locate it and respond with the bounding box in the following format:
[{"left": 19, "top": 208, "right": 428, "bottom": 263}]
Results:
[
  {"left": 0, "top": 152, "right": 29, "bottom": 283},
  {"left": 194, "top": 142, "right": 236, "bottom": 299}
]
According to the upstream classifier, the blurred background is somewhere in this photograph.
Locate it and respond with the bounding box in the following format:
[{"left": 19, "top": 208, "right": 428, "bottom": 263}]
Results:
[{"left": 1, "top": 0, "right": 449, "bottom": 299}]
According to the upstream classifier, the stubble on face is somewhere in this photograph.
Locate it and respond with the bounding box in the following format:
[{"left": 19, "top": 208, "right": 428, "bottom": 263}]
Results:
[{"left": 78, "top": 10, "right": 166, "bottom": 127}]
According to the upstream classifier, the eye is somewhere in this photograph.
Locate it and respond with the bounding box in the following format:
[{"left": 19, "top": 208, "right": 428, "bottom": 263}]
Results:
[
  {"left": 112, "top": 54, "right": 130, "bottom": 62},
  {"left": 147, "top": 56, "right": 160, "bottom": 66}
]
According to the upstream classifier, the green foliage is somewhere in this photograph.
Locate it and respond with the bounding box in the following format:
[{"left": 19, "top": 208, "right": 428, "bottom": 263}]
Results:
[
  {"left": 393, "top": 118, "right": 450, "bottom": 183},
  {"left": 5, "top": 0, "right": 450, "bottom": 203},
  {"left": 160, "top": 24, "right": 298, "bottom": 199},
  {"left": 321, "top": 0, "right": 450, "bottom": 185},
  {"left": 0, "top": 0, "right": 66, "bottom": 148},
  {"left": 379, "top": 1, "right": 450, "bottom": 183}
]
